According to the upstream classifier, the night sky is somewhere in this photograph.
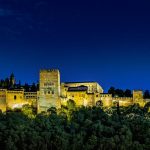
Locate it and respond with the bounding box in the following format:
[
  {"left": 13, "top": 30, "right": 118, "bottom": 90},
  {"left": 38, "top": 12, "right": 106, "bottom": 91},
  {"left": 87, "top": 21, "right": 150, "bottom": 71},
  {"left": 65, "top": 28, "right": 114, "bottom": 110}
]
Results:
[{"left": 0, "top": 0, "right": 150, "bottom": 91}]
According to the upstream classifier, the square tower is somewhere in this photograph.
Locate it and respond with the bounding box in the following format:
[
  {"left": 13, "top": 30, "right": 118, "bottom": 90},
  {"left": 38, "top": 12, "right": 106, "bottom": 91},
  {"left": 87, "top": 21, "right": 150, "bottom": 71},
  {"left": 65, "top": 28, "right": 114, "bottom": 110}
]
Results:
[
  {"left": 133, "top": 90, "right": 144, "bottom": 106},
  {"left": 38, "top": 69, "right": 61, "bottom": 113}
]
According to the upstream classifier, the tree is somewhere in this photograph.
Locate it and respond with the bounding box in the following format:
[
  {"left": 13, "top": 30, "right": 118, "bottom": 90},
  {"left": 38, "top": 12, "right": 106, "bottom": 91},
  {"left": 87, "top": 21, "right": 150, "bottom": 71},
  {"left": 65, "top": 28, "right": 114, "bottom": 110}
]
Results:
[
  {"left": 124, "top": 89, "right": 132, "bottom": 97},
  {"left": 143, "top": 102, "right": 150, "bottom": 113},
  {"left": 22, "top": 104, "right": 35, "bottom": 118},
  {"left": 144, "top": 90, "right": 150, "bottom": 99},
  {"left": 31, "top": 83, "right": 37, "bottom": 92},
  {"left": 115, "top": 89, "right": 124, "bottom": 97},
  {"left": 116, "top": 102, "right": 120, "bottom": 115},
  {"left": 36, "top": 82, "right": 39, "bottom": 91},
  {"left": 18, "top": 80, "right": 21, "bottom": 88},
  {"left": 4, "top": 78, "right": 9, "bottom": 88},
  {"left": 108, "top": 87, "right": 116, "bottom": 97},
  {"left": 9, "top": 73, "right": 15, "bottom": 87},
  {"left": 67, "top": 99, "right": 76, "bottom": 111},
  {"left": 24, "top": 83, "right": 30, "bottom": 92},
  {"left": 47, "top": 107, "right": 57, "bottom": 114}
]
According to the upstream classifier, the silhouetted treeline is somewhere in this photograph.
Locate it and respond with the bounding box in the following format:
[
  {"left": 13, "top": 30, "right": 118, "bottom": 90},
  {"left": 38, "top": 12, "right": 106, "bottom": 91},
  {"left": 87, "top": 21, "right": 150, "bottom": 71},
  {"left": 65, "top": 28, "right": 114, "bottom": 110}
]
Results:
[
  {"left": 108, "top": 86, "right": 150, "bottom": 99},
  {"left": 0, "top": 102, "right": 150, "bottom": 150},
  {"left": 0, "top": 73, "right": 15, "bottom": 89},
  {"left": 143, "top": 90, "right": 150, "bottom": 99},
  {"left": 23, "top": 83, "right": 39, "bottom": 92},
  {"left": 108, "top": 87, "right": 132, "bottom": 97},
  {"left": 0, "top": 74, "right": 39, "bottom": 91}
]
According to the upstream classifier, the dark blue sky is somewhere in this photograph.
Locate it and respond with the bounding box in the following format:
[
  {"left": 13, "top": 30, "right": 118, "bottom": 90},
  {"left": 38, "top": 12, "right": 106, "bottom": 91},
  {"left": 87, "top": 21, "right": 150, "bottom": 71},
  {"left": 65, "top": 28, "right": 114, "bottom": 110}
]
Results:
[{"left": 0, "top": 0, "right": 150, "bottom": 91}]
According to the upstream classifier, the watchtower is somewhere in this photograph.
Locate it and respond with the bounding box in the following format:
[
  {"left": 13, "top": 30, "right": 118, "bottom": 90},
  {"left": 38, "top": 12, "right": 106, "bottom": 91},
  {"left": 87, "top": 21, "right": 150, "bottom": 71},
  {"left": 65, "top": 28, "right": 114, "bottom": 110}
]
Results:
[
  {"left": 133, "top": 90, "right": 144, "bottom": 106},
  {"left": 38, "top": 69, "right": 61, "bottom": 113}
]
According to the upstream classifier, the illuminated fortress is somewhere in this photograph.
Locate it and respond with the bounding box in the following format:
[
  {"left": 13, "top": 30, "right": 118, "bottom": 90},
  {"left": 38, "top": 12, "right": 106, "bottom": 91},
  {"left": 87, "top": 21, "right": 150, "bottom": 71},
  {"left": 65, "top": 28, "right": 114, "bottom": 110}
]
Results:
[{"left": 0, "top": 69, "right": 148, "bottom": 113}]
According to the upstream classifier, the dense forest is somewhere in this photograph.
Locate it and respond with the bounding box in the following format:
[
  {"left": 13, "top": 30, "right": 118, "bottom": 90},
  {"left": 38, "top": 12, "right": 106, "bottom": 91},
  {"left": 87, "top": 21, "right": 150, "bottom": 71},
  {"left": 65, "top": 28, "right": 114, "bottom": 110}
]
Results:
[{"left": 0, "top": 101, "right": 150, "bottom": 150}]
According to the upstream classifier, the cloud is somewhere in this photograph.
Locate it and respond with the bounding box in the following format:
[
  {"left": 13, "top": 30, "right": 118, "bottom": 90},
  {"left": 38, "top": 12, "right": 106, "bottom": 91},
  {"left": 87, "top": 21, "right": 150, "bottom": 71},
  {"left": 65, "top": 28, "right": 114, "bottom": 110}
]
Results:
[{"left": 0, "top": 8, "right": 13, "bottom": 16}]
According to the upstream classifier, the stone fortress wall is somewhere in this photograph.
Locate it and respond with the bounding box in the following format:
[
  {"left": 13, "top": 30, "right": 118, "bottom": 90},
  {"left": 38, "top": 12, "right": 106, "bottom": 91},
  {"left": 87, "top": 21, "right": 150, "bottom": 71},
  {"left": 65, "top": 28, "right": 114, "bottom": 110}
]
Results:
[
  {"left": 0, "top": 69, "right": 149, "bottom": 112},
  {"left": 0, "top": 89, "right": 37, "bottom": 112}
]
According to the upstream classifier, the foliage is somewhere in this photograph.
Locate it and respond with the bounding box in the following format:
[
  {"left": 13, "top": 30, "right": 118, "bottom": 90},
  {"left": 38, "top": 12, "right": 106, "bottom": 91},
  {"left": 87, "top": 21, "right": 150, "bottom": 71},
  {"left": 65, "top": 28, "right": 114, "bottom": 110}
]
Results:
[
  {"left": 108, "top": 87, "right": 132, "bottom": 97},
  {"left": 144, "top": 90, "right": 150, "bottom": 99},
  {"left": 0, "top": 74, "right": 38, "bottom": 92},
  {"left": 0, "top": 103, "right": 150, "bottom": 150},
  {"left": 22, "top": 105, "right": 36, "bottom": 118},
  {"left": 0, "top": 73, "right": 15, "bottom": 89}
]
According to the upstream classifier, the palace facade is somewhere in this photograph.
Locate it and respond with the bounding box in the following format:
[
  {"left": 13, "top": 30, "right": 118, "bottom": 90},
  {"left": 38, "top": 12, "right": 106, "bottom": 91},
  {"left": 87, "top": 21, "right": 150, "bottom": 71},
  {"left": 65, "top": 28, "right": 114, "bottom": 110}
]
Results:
[{"left": 0, "top": 69, "right": 148, "bottom": 113}]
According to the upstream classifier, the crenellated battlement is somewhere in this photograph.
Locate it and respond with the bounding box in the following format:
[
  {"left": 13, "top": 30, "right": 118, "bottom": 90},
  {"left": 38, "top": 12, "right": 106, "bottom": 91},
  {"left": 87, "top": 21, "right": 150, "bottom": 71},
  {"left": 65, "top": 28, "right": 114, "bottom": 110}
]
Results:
[
  {"left": 40, "top": 69, "right": 59, "bottom": 73},
  {"left": 113, "top": 97, "right": 133, "bottom": 100}
]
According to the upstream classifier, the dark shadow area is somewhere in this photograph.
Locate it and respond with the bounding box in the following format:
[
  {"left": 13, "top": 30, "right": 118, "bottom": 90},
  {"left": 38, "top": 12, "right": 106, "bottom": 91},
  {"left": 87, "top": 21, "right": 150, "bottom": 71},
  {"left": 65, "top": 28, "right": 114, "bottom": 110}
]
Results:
[{"left": 0, "top": 102, "right": 150, "bottom": 150}]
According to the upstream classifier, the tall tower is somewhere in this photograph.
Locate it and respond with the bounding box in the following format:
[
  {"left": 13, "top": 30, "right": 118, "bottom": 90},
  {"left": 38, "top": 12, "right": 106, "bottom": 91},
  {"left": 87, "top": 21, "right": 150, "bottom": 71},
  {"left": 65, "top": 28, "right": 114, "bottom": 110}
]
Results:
[
  {"left": 38, "top": 69, "right": 61, "bottom": 113},
  {"left": 10, "top": 73, "right": 15, "bottom": 87},
  {"left": 133, "top": 90, "right": 144, "bottom": 106}
]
